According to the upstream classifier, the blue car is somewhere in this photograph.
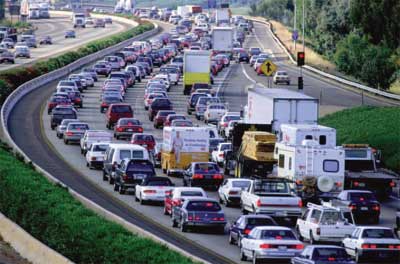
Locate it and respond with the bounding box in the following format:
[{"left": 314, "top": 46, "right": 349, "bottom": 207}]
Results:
[
  {"left": 65, "top": 30, "right": 76, "bottom": 38},
  {"left": 291, "top": 245, "right": 355, "bottom": 264},
  {"left": 229, "top": 215, "right": 277, "bottom": 246},
  {"left": 183, "top": 162, "right": 224, "bottom": 189},
  {"left": 171, "top": 197, "right": 226, "bottom": 234}
]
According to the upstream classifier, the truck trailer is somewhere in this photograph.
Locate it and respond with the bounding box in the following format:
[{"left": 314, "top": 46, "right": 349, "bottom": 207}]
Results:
[
  {"left": 211, "top": 27, "right": 234, "bottom": 54},
  {"left": 183, "top": 50, "right": 211, "bottom": 95}
]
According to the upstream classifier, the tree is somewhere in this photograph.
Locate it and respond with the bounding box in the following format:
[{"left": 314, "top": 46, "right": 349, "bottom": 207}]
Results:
[{"left": 0, "top": 0, "right": 5, "bottom": 20}]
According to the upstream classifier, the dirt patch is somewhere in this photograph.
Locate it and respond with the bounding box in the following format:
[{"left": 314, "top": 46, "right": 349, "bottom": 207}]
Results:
[{"left": 0, "top": 237, "right": 31, "bottom": 264}]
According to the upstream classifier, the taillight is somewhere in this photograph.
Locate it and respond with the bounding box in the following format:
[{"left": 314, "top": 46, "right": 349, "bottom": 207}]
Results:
[
  {"left": 295, "top": 244, "right": 304, "bottom": 250},
  {"left": 259, "top": 244, "right": 270, "bottom": 249},
  {"left": 390, "top": 181, "right": 396, "bottom": 187},
  {"left": 144, "top": 190, "right": 156, "bottom": 194},
  {"left": 335, "top": 182, "right": 342, "bottom": 187},
  {"left": 256, "top": 199, "right": 262, "bottom": 207},
  {"left": 229, "top": 191, "right": 239, "bottom": 195},
  {"left": 370, "top": 244, "right": 377, "bottom": 249},
  {"left": 138, "top": 127, "right": 143, "bottom": 132},
  {"left": 188, "top": 216, "right": 193, "bottom": 221},
  {"left": 122, "top": 173, "right": 128, "bottom": 180},
  {"left": 213, "top": 174, "right": 223, "bottom": 180},
  {"left": 372, "top": 204, "right": 380, "bottom": 211},
  {"left": 193, "top": 174, "right": 203, "bottom": 179},
  {"left": 349, "top": 204, "right": 357, "bottom": 210},
  {"left": 328, "top": 257, "right": 336, "bottom": 261},
  {"left": 65, "top": 132, "right": 73, "bottom": 136},
  {"left": 353, "top": 181, "right": 359, "bottom": 187},
  {"left": 218, "top": 153, "right": 224, "bottom": 158},
  {"left": 222, "top": 123, "right": 228, "bottom": 127},
  {"left": 275, "top": 236, "right": 282, "bottom": 240},
  {"left": 101, "top": 102, "right": 107, "bottom": 107},
  {"left": 361, "top": 244, "right": 369, "bottom": 249},
  {"left": 91, "top": 157, "right": 96, "bottom": 161},
  {"left": 165, "top": 190, "right": 172, "bottom": 195},
  {"left": 298, "top": 200, "right": 303, "bottom": 207},
  {"left": 116, "top": 127, "right": 124, "bottom": 132}
]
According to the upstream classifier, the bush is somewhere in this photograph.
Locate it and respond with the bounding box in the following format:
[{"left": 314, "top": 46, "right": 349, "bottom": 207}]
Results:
[{"left": 319, "top": 106, "right": 400, "bottom": 172}]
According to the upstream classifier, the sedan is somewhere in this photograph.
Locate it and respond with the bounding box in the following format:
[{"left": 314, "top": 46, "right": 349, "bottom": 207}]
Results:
[
  {"left": 164, "top": 187, "right": 207, "bottom": 216},
  {"left": 85, "top": 143, "right": 109, "bottom": 169},
  {"left": 39, "top": 36, "right": 52, "bottom": 45},
  {"left": 56, "top": 119, "right": 79, "bottom": 139},
  {"left": 170, "top": 120, "right": 193, "bottom": 127},
  {"left": 63, "top": 122, "right": 89, "bottom": 145},
  {"left": 65, "top": 30, "right": 76, "bottom": 38},
  {"left": 130, "top": 133, "right": 156, "bottom": 152},
  {"left": 164, "top": 114, "right": 186, "bottom": 127},
  {"left": 273, "top": 70, "right": 291, "bottom": 85},
  {"left": 217, "top": 178, "right": 251, "bottom": 207},
  {"left": 153, "top": 110, "right": 176, "bottom": 129},
  {"left": 183, "top": 162, "right": 224, "bottom": 189},
  {"left": 135, "top": 176, "right": 174, "bottom": 204},
  {"left": 240, "top": 226, "right": 304, "bottom": 263},
  {"left": 114, "top": 118, "right": 143, "bottom": 140},
  {"left": 291, "top": 245, "right": 355, "bottom": 264}
]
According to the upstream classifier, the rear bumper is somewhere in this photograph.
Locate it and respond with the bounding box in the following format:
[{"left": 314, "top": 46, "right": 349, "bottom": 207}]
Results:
[
  {"left": 185, "top": 221, "right": 226, "bottom": 228},
  {"left": 191, "top": 179, "right": 223, "bottom": 187},
  {"left": 64, "top": 135, "right": 83, "bottom": 142},
  {"left": 256, "top": 209, "right": 302, "bottom": 218},
  {"left": 359, "top": 249, "right": 400, "bottom": 260},
  {"left": 89, "top": 161, "right": 104, "bottom": 168}
]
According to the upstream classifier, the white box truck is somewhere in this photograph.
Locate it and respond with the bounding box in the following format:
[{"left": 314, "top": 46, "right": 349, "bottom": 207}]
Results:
[
  {"left": 177, "top": 6, "right": 190, "bottom": 18},
  {"left": 211, "top": 27, "right": 233, "bottom": 53},
  {"left": 73, "top": 13, "right": 86, "bottom": 28},
  {"left": 246, "top": 87, "right": 319, "bottom": 132},
  {"left": 183, "top": 50, "right": 211, "bottom": 95},
  {"left": 215, "top": 9, "right": 230, "bottom": 26},
  {"left": 279, "top": 124, "right": 337, "bottom": 148}
]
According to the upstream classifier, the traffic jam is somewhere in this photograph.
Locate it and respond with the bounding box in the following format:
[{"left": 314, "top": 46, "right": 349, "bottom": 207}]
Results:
[{"left": 45, "top": 6, "right": 400, "bottom": 264}]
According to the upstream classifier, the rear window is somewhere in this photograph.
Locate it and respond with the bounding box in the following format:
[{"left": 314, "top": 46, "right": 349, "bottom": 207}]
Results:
[
  {"left": 92, "top": 144, "right": 108, "bottom": 152},
  {"left": 69, "top": 124, "right": 89, "bottom": 130},
  {"left": 173, "top": 57, "right": 183, "bottom": 63},
  {"left": 134, "top": 135, "right": 154, "bottom": 142},
  {"left": 210, "top": 105, "right": 225, "bottom": 110},
  {"left": 253, "top": 181, "right": 289, "bottom": 194},
  {"left": 54, "top": 108, "right": 75, "bottom": 115},
  {"left": 224, "top": 115, "right": 241, "bottom": 122},
  {"left": 362, "top": 229, "right": 395, "bottom": 239},
  {"left": 104, "top": 97, "right": 121, "bottom": 103},
  {"left": 260, "top": 230, "right": 295, "bottom": 240},
  {"left": 152, "top": 99, "right": 171, "bottom": 107},
  {"left": 119, "top": 119, "right": 140, "bottom": 125},
  {"left": 59, "top": 81, "right": 75, "bottom": 86},
  {"left": 110, "top": 73, "right": 126, "bottom": 79},
  {"left": 181, "top": 191, "right": 204, "bottom": 197},
  {"left": 120, "top": 150, "right": 144, "bottom": 160},
  {"left": 186, "top": 201, "right": 221, "bottom": 211},
  {"left": 169, "top": 115, "right": 185, "bottom": 121},
  {"left": 313, "top": 248, "right": 348, "bottom": 261},
  {"left": 106, "top": 57, "right": 118, "bottom": 62},
  {"left": 232, "top": 180, "right": 250, "bottom": 188},
  {"left": 159, "top": 111, "right": 175, "bottom": 117},
  {"left": 127, "top": 162, "right": 154, "bottom": 173},
  {"left": 111, "top": 105, "right": 132, "bottom": 113},
  {"left": 247, "top": 217, "right": 276, "bottom": 226},
  {"left": 194, "top": 163, "right": 219, "bottom": 172}
]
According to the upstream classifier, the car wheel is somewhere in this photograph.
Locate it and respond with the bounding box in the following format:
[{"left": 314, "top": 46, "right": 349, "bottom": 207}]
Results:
[
  {"left": 114, "top": 182, "right": 119, "bottom": 192},
  {"left": 180, "top": 219, "right": 187, "bottom": 232},
  {"left": 240, "top": 249, "right": 247, "bottom": 261},
  {"left": 355, "top": 249, "right": 361, "bottom": 263},
  {"left": 119, "top": 186, "right": 125, "bottom": 195},
  {"left": 64, "top": 139, "right": 69, "bottom": 145},
  {"left": 241, "top": 203, "right": 248, "bottom": 215},
  {"left": 140, "top": 194, "right": 146, "bottom": 205},
  {"left": 172, "top": 217, "right": 178, "bottom": 228},
  {"left": 196, "top": 115, "right": 200, "bottom": 120},
  {"left": 309, "top": 231, "right": 316, "bottom": 245},
  {"left": 109, "top": 175, "right": 114, "bottom": 185},
  {"left": 163, "top": 206, "right": 169, "bottom": 215},
  {"left": 296, "top": 226, "right": 304, "bottom": 241},
  {"left": 252, "top": 252, "right": 258, "bottom": 264},
  {"left": 102, "top": 170, "right": 107, "bottom": 181}
]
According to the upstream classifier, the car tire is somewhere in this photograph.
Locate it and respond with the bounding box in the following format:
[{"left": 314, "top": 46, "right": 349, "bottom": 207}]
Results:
[
  {"left": 309, "top": 231, "right": 316, "bottom": 245},
  {"left": 172, "top": 217, "right": 178, "bottom": 228},
  {"left": 109, "top": 175, "right": 114, "bottom": 185},
  {"left": 196, "top": 115, "right": 200, "bottom": 120},
  {"left": 296, "top": 226, "right": 304, "bottom": 241},
  {"left": 241, "top": 203, "right": 248, "bottom": 215},
  {"left": 64, "top": 139, "right": 69, "bottom": 145},
  {"left": 355, "top": 249, "right": 361, "bottom": 263},
  {"left": 252, "top": 252, "right": 258, "bottom": 264},
  {"left": 119, "top": 186, "right": 125, "bottom": 195},
  {"left": 240, "top": 249, "right": 247, "bottom": 261},
  {"left": 163, "top": 206, "right": 169, "bottom": 215},
  {"left": 114, "top": 183, "right": 119, "bottom": 192},
  {"left": 180, "top": 220, "right": 187, "bottom": 232},
  {"left": 102, "top": 170, "right": 107, "bottom": 181}
]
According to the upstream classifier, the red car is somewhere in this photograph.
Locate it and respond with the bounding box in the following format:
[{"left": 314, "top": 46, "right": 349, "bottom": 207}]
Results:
[
  {"left": 114, "top": 118, "right": 143, "bottom": 139},
  {"left": 130, "top": 133, "right": 156, "bottom": 151},
  {"left": 153, "top": 110, "right": 176, "bottom": 129},
  {"left": 47, "top": 96, "right": 72, "bottom": 114},
  {"left": 105, "top": 103, "right": 133, "bottom": 129},
  {"left": 163, "top": 114, "right": 186, "bottom": 127},
  {"left": 164, "top": 187, "right": 207, "bottom": 216}
]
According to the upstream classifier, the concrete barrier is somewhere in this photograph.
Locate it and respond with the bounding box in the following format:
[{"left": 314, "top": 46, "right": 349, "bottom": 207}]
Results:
[{"left": 0, "top": 212, "right": 74, "bottom": 264}]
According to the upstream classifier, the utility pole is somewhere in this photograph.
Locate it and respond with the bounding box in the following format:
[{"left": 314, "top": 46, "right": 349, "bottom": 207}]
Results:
[{"left": 293, "top": 1, "right": 296, "bottom": 51}]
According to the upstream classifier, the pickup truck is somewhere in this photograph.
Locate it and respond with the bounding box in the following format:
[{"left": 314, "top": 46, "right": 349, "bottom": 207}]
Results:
[
  {"left": 80, "top": 130, "right": 113, "bottom": 155},
  {"left": 296, "top": 203, "right": 356, "bottom": 244},
  {"left": 204, "top": 103, "right": 227, "bottom": 124},
  {"left": 240, "top": 178, "right": 302, "bottom": 223}
]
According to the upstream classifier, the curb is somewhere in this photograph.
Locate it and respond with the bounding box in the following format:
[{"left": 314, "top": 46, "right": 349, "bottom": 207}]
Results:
[{"left": 0, "top": 212, "right": 74, "bottom": 264}]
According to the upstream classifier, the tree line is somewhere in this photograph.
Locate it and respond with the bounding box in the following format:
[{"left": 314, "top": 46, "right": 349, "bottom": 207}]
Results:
[{"left": 250, "top": 0, "right": 400, "bottom": 90}]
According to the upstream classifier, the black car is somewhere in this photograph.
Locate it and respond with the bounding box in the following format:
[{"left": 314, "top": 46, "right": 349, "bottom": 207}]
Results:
[
  {"left": 236, "top": 51, "right": 250, "bottom": 63},
  {"left": 171, "top": 197, "right": 226, "bottom": 234},
  {"left": 229, "top": 215, "right": 277, "bottom": 246},
  {"left": 291, "top": 245, "right": 355, "bottom": 264},
  {"left": 39, "top": 36, "right": 52, "bottom": 45},
  {"left": 148, "top": 98, "right": 173, "bottom": 121},
  {"left": 114, "top": 159, "right": 156, "bottom": 195},
  {"left": 50, "top": 106, "right": 77, "bottom": 130},
  {"left": 187, "top": 93, "right": 208, "bottom": 115},
  {"left": 147, "top": 51, "right": 163, "bottom": 67},
  {"left": 183, "top": 162, "right": 224, "bottom": 189}
]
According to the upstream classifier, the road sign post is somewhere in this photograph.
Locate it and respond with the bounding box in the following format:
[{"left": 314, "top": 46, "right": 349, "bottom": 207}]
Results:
[{"left": 260, "top": 60, "right": 277, "bottom": 88}]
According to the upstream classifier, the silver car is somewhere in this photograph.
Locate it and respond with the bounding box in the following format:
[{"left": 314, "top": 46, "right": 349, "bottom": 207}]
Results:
[
  {"left": 63, "top": 122, "right": 90, "bottom": 145},
  {"left": 56, "top": 119, "right": 79, "bottom": 139},
  {"left": 15, "top": 45, "right": 30, "bottom": 58}
]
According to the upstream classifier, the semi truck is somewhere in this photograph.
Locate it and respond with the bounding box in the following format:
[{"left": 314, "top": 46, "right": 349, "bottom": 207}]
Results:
[
  {"left": 211, "top": 27, "right": 233, "bottom": 54},
  {"left": 245, "top": 86, "right": 319, "bottom": 133},
  {"left": 73, "top": 13, "right": 86, "bottom": 28},
  {"left": 161, "top": 127, "right": 210, "bottom": 176},
  {"left": 183, "top": 50, "right": 211, "bottom": 95}
]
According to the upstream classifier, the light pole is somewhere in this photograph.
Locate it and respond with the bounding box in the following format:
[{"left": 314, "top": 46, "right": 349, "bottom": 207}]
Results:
[
  {"left": 302, "top": 0, "right": 305, "bottom": 52},
  {"left": 293, "top": 0, "right": 296, "bottom": 50}
]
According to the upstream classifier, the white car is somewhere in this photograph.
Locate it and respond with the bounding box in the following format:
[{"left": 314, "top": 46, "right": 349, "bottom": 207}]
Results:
[
  {"left": 163, "top": 187, "right": 207, "bottom": 215},
  {"left": 296, "top": 203, "right": 356, "bottom": 244},
  {"left": 85, "top": 142, "right": 110, "bottom": 169},
  {"left": 144, "top": 93, "right": 166, "bottom": 110},
  {"left": 218, "top": 113, "right": 241, "bottom": 134},
  {"left": 254, "top": 58, "right": 266, "bottom": 71},
  {"left": 203, "top": 103, "right": 227, "bottom": 124},
  {"left": 224, "top": 120, "right": 240, "bottom": 139},
  {"left": 218, "top": 178, "right": 251, "bottom": 207},
  {"left": 80, "top": 130, "right": 113, "bottom": 155},
  {"left": 211, "top": 142, "right": 232, "bottom": 166},
  {"left": 135, "top": 176, "right": 175, "bottom": 204},
  {"left": 342, "top": 226, "right": 400, "bottom": 263},
  {"left": 159, "top": 66, "right": 180, "bottom": 85},
  {"left": 240, "top": 226, "right": 304, "bottom": 263},
  {"left": 273, "top": 71, "right": 291, "bottom": 85}
]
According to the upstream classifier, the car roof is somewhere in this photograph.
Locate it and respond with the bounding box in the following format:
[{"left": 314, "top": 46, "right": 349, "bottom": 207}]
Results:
[
  {"left": 184, "top": 197, "right": 217, "bottom": 202},
  {"left": 108, "top": 143, "right": 147, "bottom": 150},
  {"left": 253, "top": 226, "right": 291, "bottom": 231},
  {"left": 305, "top": 245, "right": 344, "bottom": 249},
  {"left": 174, "top": 187, "right": 205, "bottom": 192}
]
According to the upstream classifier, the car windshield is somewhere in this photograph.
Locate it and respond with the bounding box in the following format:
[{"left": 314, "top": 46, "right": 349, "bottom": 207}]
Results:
[
  {"left": 181, "top": 191, "right": 204, "bottom": 197},
  {"left": 187, "top": 201, "right": 221, "bottom": 211},
  {"left": 313, "top": 248, "right": 348, "bottom": 260},
  {"left": 119, "top": 119, "right": 140, "bottom": 125},
  {"left": 69, "top": 124, "right": 88, "bottom": 130},
  {"left": 111, "top": 105, "right": 131, "bottom": 113},
  {"left": 349, "top": 192, "right": 375, "bottom": 201},
  {"left": 253, "top": 181, "right": 289, "bottom": 194},
  {"left": 134, "top": 135, "right": 154, "bottom": 142},
  {"left": 260, "top": 230, "right": 295, "bottom": 240},
  {"left": 194, "top": 163, "right": 219, "bottom": 173},
  {"left": 247, "top": 217, "right": 276, "bottom": 226},
  {"left": 232, "top": 180, "right": 250, "bottom": 188},
  {"left": 362, "top": 229, "right": 395, "bottom": 239},
  {"left": 92, "top": 144, "right": 108, "bottom": 152}
]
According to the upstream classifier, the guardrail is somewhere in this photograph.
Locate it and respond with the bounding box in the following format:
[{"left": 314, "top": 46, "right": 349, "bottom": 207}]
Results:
[
  {"left": 0, "top": 20, "right": 209, "bottom": 264},
  {"left": 248, "top": 17, "right": 400, "bottom": 101}
]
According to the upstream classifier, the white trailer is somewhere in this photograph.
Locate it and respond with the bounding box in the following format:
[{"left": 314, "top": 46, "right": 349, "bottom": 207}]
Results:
[
  {"left": 177, "top": 6, "right": 190, "bottom": 18},
  {"left": 211, "top": 27, "right": 233, "bottom": 53},
  {"left": 183, "top": 50, "right": 211, "bottom": 95},
  {"left": 274, "top": 140, "right": 345, "bottom": 198},
  {"left": 279, "top": 124, "right": 336, "bottom": 148},
  {"left": 215, "top": 9, "right": 230, "bottom": 26},
  {"left": 246, "top": 87, "right": 319, "bottom": 132}
]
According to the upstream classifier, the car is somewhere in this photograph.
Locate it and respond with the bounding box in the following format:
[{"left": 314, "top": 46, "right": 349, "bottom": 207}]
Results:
[
  {"left": 80, "top": 130, "right": 112, "bottom": 155},
  {"left": 342, "top": 227, "right": 400, "bottom": 263},
  {"left": 148, "top": 98, "right": 173, "bottom": 121},
  {"left": 236, "top": 50, "right": 250, "bottom": 63},
  {"left": 187, "top": 92, "right": 209, "bottom": 115},
  {"left": 100, "top": 96, "right": 122, "bottom": 113},
  {"left": 65, "top": 30, "right": 76, "bottom": 38},
  {"left": 171, "top": 197, "right": 226, "bottom": 234},
  {"left": 191, "top": 83, "right": 215, "bottom": 96},
  {"left": 153, "top": 110, "right": 176, "bottom": 129},
  {"left": 105, "top": 103, "right": 134, "bottom": 129},
  {"left": 0, "top": 50, "right": 14, "bottom": 63},
  {"left": 333, "top": 190, "right": 381, "bottom": 224},
  {"left": 254, "top": 58, "right": 267, "bottom": 72},
  {"left": 82, "top": 68, "right": 98, "bottom": 82},
  {"left": 47, "top": 96, "right": 72, "bottom": 114},
  {"left": 1, "top": 38, "right": 15, "bottom": 48},
  {"left": 14, "top": 45, "right": 30, "bottom": 58},
  {"left": 50, "top": 106, "right": 77, "bottom": 130},
  {"left": 130, "top": 133, "right": 156, "bottom": 152},
  {"left": 241, "top": 226, "right": 304, "bottom": 263},
  {"left": 39, "top": 36, "right": 52, "bottom": 45},
  {"left": 211, "top": 143, "right": 232, "bottom": 166},
  {"left": 249, "top": 55, "right": 259, "bottom": 66},
  {"left": 194, "top": 97, "right": 221, "bottom": 120},
  {"left": 164, "top": 187, "right": 207, "bottom": 216},
  {"left": 170, "top": 120, "right": 193, "bottom": 127},
  {"left": 114, "top": 118, "right": 143, "bottom": 140},
  {"left": 114, "top": 159, "right": 156, "bottom": 195},
  {"left": 70, "top": 91, "right": 83, "bottom": 108},
  {"left": 94, "top": 18, "right": 106, "bottom": 28},
  {"left": 164, "top": 114, "right": 186, "bottom": 127},
  {"left": 223, "top": 120, "right": 240, "bottom": 139},
  {"left": 56, "top": 118, "right": 79, "bottom": 139},
  {"left": 229, "top": 215, "right": 278, "bottom": 246},
  {"left": 291, "top": 245, "right": 355, "bottom": 264},
  {"left": 104, "top": 17, "right": 112, "bottom": 24},
  {"left": 85, "top": 142, "right": 110, "bottom": 169},
  {"left": 218, "top": 113, "right": 241, "bottom": 134},
  {"left": 144, "top": 93, "right": 166, "bottom": 110},
  {"left": 203, "top": 103, "right": 227, "bottom": 124},
  {"left": 63, "top": 122, "right": 90, "bottom": 145},
  {"left": 94, "top": 62, "right": 112, "bottom": 76},
  {"left": 249, "top": 47, "right": 262, "bottom": 56},
  {"left": 135, "top": 176, "right": 174, "bottom": 204},
  {"left": 159, "top": 66, "right": 180, "bottom": 85},
  {"left": 273, "top": 70, "right": 291, "bottom": 85},
  {"left": 20, "top": 35, "right": 37, "bottom": 48},
  {"left": 183, "top": 162, "right": 224, "bottom": 189}
]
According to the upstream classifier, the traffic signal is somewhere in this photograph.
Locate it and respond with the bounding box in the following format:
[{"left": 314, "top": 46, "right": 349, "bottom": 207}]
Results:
[
  {"left": 298, "top": 77, "right": 303, "bottom": 90},
  {"left": 297, "top": 52, "right": 305, "bottom": 67}
]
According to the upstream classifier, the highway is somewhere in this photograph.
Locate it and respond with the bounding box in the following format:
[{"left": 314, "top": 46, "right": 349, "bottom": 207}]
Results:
[
  {"left": 6, "top": 19, "right": 400, "bottom": 264},
  {"left": 0, "top": 13, "right": 133, "bottom": 70}
]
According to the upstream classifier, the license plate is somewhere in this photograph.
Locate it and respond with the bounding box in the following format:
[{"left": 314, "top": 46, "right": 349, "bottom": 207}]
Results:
[
  {"left": 356, "top": 182, "right": 366, "bottom": 187},
  {"left": 126, "top": 129, "right": 133, "bottom": 132},
  {"left": 134, "top": 174, "right": 145, "bottom": 179},
  {"left": 276, "top": 212, "right": 287, "bottom": 217},
  {"left": 361, "top": 207, "right": 368, "bottom": 210},
  {"left": 278, "top": 246, "right": 287, "bottom": 250}
]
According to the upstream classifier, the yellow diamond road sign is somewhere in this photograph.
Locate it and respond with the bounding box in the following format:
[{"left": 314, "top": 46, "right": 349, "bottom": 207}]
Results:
[{"left": 260, "top": 60, "right": 277, "bottom": 76}]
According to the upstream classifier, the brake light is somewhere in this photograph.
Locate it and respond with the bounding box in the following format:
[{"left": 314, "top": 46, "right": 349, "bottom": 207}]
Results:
[
  {"left": 218, "top": 153, "right": 224, "bottom": 158},
  {"left": 390, "top": 181, "right": 396, "bottom": 187},
  {"left": 362, "top": 244, "right": 376, "bottom": 249},
  {"left": 101, "top": 102, "right": 107, "bottom": 107},
  {"left": 328, "top": 257, "right": 336, "bottom": 261},
  {"left": 243, "top": 229, "right": 251, "bottom": 235},
  {"left": 229, "top": 191, "right": 239, "bottom": 195},
  {"left": 295, "top": 244, "right": 304, "bottom": 250},
  {"left": 335, "top": 182, "right": 342, "bottom": 187},
  {"left": 143, "top": 190, "right": 156, "bottom": 194},
  {"left": 188, "top": 216, "right": 193, "bottom": 221},
  {"left": 353, "top": 181, "right": 359, "bottom": 187},
  {"left": 122, "top": 173, "right": 128, "bottom": 180},
  {"left": 259, "top": 244, "right": 271, "bottom": 249},
  {"left": 195, "top": 216, "right": 200, "bottom": 221},
  {"left": 349, "top": 204, "right": 357, "bottom": 210},
  {"left": 91, "top": 157, "right": 96, "bottom": 161},
  {"left": 298, "top": 200, "right": 303, "bottom": 207},
  {"left": 275, "top": 236, "right": 282, "bottom": 240},
  {"left": 213, "top": 174, "right": 223, "bottom": 180},
  {"left": 396, "top": 245, "right": 400, "bottom": 249},
  {"left": 222, "top": 123, "right": 228, "bottom": 127},
  {"left": 372, "top": 204, "right": 380, "bottom": 211},
  {"left": 361, "top": 244, "right": 369, "bottom": 249},
  {"left": 193, "top": 174, "right": 203, "bottom": 179},
  {"left": 138, "top": 127, "right": 143, "bottom": 132},
  {"left": 116, "top": 127, "right": 124, "bottom": 132},
  {"left": 75, "top": 98, "right": 81, "bottom": 102},
  {"left": 65, "top": 132, "right": 73, "bottom": 136},
  {"left": 256, "top": 199, "right": 263, "bottom": 207},
  {"left": 370, "top": 244, "right": 377, "bottom": 249}
]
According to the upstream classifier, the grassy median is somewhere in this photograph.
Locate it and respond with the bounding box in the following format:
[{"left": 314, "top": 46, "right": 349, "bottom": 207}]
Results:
[
  {"left": 319, "top": 106, "right": 400, "bottom": 172},
  {"left": 0, "top": 142, "right": 195, "bottom": 264}
]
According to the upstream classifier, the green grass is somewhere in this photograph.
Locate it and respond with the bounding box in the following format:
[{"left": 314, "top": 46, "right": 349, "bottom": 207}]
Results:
[
  {"left": 319, "top": 106, "right": 400, "bottom": 172},
  {"left": 230, "top": 7, "right": 250, "bottom": 16},
  {"left": 0, "top": 143, "right": 195, "bottom": 264},
  {"left": 0, "top": 19, "right": 31, "bottom": 29}
]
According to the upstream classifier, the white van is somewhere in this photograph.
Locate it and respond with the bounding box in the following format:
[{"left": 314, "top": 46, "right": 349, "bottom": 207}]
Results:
[{"left": 103, "top": 144, "right": 150, "bottom": 183}]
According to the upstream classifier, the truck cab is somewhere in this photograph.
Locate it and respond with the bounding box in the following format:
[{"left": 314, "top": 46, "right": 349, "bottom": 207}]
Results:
[{"left": 73, "top": 13, "right": 86, "bottom": 28}]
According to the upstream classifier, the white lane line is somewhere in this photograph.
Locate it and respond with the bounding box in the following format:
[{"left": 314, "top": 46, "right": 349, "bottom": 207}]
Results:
[
  {"left": 240, "top": 63, "right": 266, "bottom": 88},
  {"left": 216, "top": 67, "right": 232, "bottom": 97}
]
